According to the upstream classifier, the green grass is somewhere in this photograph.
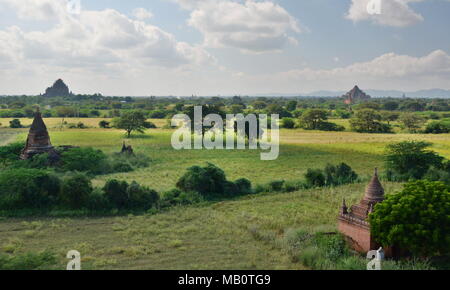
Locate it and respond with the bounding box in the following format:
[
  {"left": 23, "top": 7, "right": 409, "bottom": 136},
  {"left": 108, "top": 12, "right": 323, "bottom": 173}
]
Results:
[{"left": 0, "top": 119, "right": 449, "bottom": 269}]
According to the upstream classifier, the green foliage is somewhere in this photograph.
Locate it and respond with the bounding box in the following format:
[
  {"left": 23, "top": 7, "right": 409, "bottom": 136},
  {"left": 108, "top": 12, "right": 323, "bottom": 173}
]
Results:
[
  {"left": 103, "top": 179, "right": 159, "bottom": 211},
  {"left": 0, "top": 142, "right": 24, "bottom": 164},
  {"left": 425, "top": 121, "right": 450, "bottom": 134},
  {"left": 176, "top": 163, "right": 228, "bottom": 197},
  {"left": 160, "top": 189, "right": 204, "bottom": 208},
  {"left": 99, "top": 120, "right": 111, "bottom": 128},
  {"left": 234, "top": 178, "right": 252, "bottom": 195},
  {"left": 0, "top": 251, "right": 57, "bottom": 270},
  {"left": 304, "top": 169, "right": 326, "bottom": 187},
  {"left": 103, "top": 179, "right": 129, "bottom": 209},
  {"left": 399, "top": 113, "right": 425, "bottom": 133},
  {"left": 281, "top": 117, "right": 295, "bottom": 129},
  {"left": 60, "top": 147, "right": 109, "bottom": 174},
  {"left": 298, "top": 109, "right": 328, "bottom": 130},
  {"left": 113, "top": 111, "right": 148, "bottom": 137},
  {"left": 369, "top": 180, "right": 450, "bottom": 256},
  {"left": 60, "top": 173, "right": 93, "bottom": 209},
  {"left": 324, "top": 163, "right": 358, "bottom": 186},
  {"left": 385, "top": 141, "right": 444, "bottom": 181},
  {"left": 9, "top": 119, "right": 23, "bottom": 128},
  {"left": 350, "top": 109, "right": 392, "bottom": 133},
  {"left": 0, "top": 168, "right": 60, "bottom": 210}
]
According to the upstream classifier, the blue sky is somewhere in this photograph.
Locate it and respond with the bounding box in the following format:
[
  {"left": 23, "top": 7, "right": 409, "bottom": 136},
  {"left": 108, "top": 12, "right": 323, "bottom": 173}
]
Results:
[{"left": 0, "top": 0, "right": 449, "bottom": 96}]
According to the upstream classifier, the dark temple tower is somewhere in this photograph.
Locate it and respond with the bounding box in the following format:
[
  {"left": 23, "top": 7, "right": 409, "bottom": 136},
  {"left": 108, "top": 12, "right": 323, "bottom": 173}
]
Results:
[{"left": 20, "top": 109, "right": 56, "bottom": 160}]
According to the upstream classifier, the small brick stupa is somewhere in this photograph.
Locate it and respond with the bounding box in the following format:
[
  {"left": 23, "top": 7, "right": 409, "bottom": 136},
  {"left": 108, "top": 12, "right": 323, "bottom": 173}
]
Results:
[
  {"left": 20, "top": 109, "right": 57, "bottom": 160},
  {"left": 338, "top": 168, "right": 385, "bottom": 253}
]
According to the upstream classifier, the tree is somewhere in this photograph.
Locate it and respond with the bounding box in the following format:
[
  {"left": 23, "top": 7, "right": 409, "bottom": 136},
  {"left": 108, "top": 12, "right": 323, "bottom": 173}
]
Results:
[
  {"left": 380, "top": 111, "right": 399, "bottom": 125},
  {"left": 98, "top": 120, "right": 110, "bottom": 128},
  {"left": 349, "top": 109, "right": 391, "bottom": 133},
  {"left": 385, "top": 141, "right": 444, "bottom": 181},
  {"left": 399, "top": 113, "right": 425, "bottom": 133},
  {"left": 252, "top": 101, "right": 267, "bottom": 110},
  {"left": 370, "top": 180, "right": 450, "bottom": 257},
  {"left": 382, "top": 101, "right": 399, "bottom": 111},
  {"left": 60, "top": 173, "right": 92, "bottom": 209},
  {"left": 286, "top": 100, "right": 298, "bottom": 112},
  {"left": 299, "top": 109, "right": 328, "bottom": 130},
  {"left": 9, "top": 119, "right": 22, "bottom": 128},
  {"left": 176, "top": 163, "right": 228, "bottom": 197},
  {"left": 281, "top": 118, "right": 295, "bottom": 129},
  {"left": 113, "top": 111, "right": 147, "bottom": 137}
]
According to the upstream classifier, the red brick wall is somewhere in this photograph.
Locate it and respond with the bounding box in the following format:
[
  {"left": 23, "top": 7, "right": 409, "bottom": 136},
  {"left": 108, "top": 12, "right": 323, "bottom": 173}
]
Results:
[{"left": 338, "top": 220, "right": 371, "bottom": 253}]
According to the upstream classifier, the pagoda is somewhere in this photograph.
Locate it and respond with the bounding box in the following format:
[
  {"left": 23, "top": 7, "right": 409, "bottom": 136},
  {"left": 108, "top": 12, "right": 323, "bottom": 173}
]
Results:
[
  {"left": 20, "top": 109, "right": 58, "bottom": 160},
  {"left": 338, "top": 169, "right": 385, "bottom": 253},
  {"left": 342, "top": 85, "right": 371, "bottom": 104}
]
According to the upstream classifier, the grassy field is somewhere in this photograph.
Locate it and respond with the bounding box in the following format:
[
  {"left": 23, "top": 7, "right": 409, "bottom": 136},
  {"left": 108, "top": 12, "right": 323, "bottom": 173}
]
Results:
[{"left": 0, "top": 118, "right": 449, "bottom": 269}]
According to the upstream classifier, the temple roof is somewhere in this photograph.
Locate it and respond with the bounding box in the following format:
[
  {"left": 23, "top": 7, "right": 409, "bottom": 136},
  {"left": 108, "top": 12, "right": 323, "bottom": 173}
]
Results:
[
  {"left": 29, "top": 110, "right": 48, "bottom": 134},
  {"left": 364, "top": 168, "right": 385, "bottom": 202}
]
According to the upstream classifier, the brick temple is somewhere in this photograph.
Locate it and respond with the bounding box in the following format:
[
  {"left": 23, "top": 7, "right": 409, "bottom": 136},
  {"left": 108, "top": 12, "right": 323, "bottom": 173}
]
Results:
[
  {"left": 338, "top": 168, "right": 386, "bottom": 254},
  {"left": 20, "top": 109, "right": 58, "bottom": 160}
]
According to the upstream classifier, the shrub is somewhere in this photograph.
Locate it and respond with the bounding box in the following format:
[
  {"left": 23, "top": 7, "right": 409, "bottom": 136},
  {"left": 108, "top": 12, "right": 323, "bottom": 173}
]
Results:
[
  {"left": 160, "top": 189, "right": 203, "bottom": 208},
  {"left": 324, "top": 163, "right": 358, "bottom": 186},
  {"left": 385, "top": 141, "right": 444, "bottom": 181},
  {"left": 304, "top": 169, "right": 325, "bottom": 187},
  {"left": 60, "top": 173, "right": 93, "bottom": 209},
  {"left": 176, "top": 163, "right": 228, "bottom": 197},
  {"left": 370, "top": 180, "right": 450, "bottom": 257},
  {"left": 268, "top": 180, "right": 285, "bottom": 192},
  {"left": 103, "top": 179, "right": 129, "bottom": 209},
  {"left": 99, "top": 120, "right": 110, "bottom": 128},
  {"left": 126, "top": 181, "right": 159, "bottom": 211},
  {"left": 425, "top": 121, "right": 450, "bottom": 134},
  {"left": 60, "top": 147, "right": 110, "bottom": 174},
  {"left": 0, "top": 142, "right": 24, "bottom": 164},
  {"left": 9, "top": 119, "right": 22, "bottom": 128},
  {"left": 234, "top": 178, "right": 252, "bottom": 195},
  {"left": 0, "top": 251, "right": 57, "bottom": 270},
  {"left": 86, "top": 189, "right": 111, "bottom": 211},
  {"left": 281, "top": 118, "right": 295, "bottom": 129},
  {"left": 0, "top": 168, "right": 60, "bottom": 210}
]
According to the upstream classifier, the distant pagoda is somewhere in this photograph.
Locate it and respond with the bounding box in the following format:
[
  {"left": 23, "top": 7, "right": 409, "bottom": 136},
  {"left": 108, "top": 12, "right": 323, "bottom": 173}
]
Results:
[
  {"left": 338, "top": 169, "right": 386, "bottom": 254},
  {"left": 342, "top": 85, "right": 371, "bottom": 104},
  {"left": 20, "top": 109, "right": 58, "bottom": 160},
  {"left": 43, "top": 79, "right": 71, "bottom": 97}
]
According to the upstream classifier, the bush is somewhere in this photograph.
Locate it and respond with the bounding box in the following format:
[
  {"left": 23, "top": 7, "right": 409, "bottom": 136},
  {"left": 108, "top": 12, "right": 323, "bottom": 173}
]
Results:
[
  {"left": 60, "top": 147, "right": 110, "bottom": 174},
  {"left": 0, "top": 168, "right": 61, "bottom": 210},
  {"left": 234, "top": 178, "right": 252, "bottom": 195},
  {"left": 0, "top": 251, "right": 57, "bottom": 270},
  {"left": 126, "top": 181, "right": 159, "bottom": 211},
  {"left": 370, "top": 180, "right": 450, "bottom": 257},
  {"left": 176, "top": 163, "right": 228, "bottom": 197},
  {"left": 304, "top": 169, "right": 325, "bottom": 188},
  {"left": 324, "top": 163, "right": 358, "bottom": 186},
  {"left": 281, "top": 118, "right": 295, "bottom": 129},
  {"left": 103, "top": 179, "right": 129, "bottom": 209},
  {"left": 0, "top": 142, "right": 24, "bottom": 164},
  {"left": 385, "top": 141, "right": 444, "bottom": 181},
  {"left": 60, "top": 173, "right": 93, "bottom": 209},
  {"left": 86, "top": 188, "right": 111, "bottom": 211},
  {"left": 160, "top": 189, "right": 203, "bottom": 208},
  {"left": 424, "top": 121, "right": 450, "bottom": 134},
  {"left": 9, "top": 119, "right": 22, "bottom": 128},
  {"left": 268, "top": 180, "right": 285, "bottom": 192},
  {"left": 99, "top": 120, "right": 110, "bottom": 128}
]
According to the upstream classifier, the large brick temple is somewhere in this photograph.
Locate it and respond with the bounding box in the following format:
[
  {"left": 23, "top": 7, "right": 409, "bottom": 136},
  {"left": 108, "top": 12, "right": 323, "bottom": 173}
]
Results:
[
  {"left": 20, "top": 109, "right": 58, "bottom": 160},
  {"left": 338, "top": 168, "right": 385, "bottom": 253}
]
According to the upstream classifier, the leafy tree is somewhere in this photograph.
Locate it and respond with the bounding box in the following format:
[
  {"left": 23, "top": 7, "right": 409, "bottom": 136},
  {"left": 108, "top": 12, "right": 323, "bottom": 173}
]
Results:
[
  {"left": 382, "top": 101, "right": 399, "bottom": 111},
  {"left": 304, "top": 169, "right": 326, "bottom": 188},
  {"left": 350, "top": 109, "right": 391, "bottom": 133},
  {"left": 60, "top": 173, "right": 92, "bottom": 209},
  {"left": 60, "top": 147, "right": 109, "bottom": 174},
  {"left": 399, "top": 113, "right": 425, "bottom": 133},
  {"left": 266, "top": 104, "right": 292, "bottom": 118},
  {"left": 176, "top": 163, "right": 228, "bottom": 197},
  {"left": 370, "top": 180, "right": 450, "bottom": 256},
  {"left": 425, "top": 121, "right": 450, "bottom": 134},
  {"left": 229, "top": 104, "right": 245, "bottom": 114},
  {"left": 9, "top": 119, "right": 22, "bottom": 128},
  {"left": 281, "top": 117, "right": 296, "bottom": 129},
  {"left": 324, "top": 163, "right": 358, "bottom": 186},
  {"left": 380, "top": 111, "right": 399, "bottom": 125},
  {"left": 385, "top": 141, "right": 444, "bottom": 181},
  {"left": 113, "top": 111, "right": 148, "bottom": 137},
  {"left": 98, "top": 120, "right": 110, "bottom": 128},
  {"left": 299, "top": 109, "right": 328, "bottom": 130},
  {"left": 252, "top": 101, "right": 267, "bottom": 110},
  {"left": 103, "top": 179, "right": 129, "bottom": 209},
  {"left": 286, "top": 100, "right": 298, "bottom": 111}
]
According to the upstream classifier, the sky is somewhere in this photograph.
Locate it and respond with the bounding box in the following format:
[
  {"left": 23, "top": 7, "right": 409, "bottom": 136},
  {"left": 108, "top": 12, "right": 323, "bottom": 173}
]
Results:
[{"left": 0, "top": 0, "right": 449, "bottom": 96}]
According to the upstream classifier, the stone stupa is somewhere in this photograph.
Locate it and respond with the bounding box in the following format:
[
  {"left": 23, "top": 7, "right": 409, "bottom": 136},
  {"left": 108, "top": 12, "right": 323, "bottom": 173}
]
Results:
[{"left": 20, "top": 109, "right": 58, "bottom": 160}]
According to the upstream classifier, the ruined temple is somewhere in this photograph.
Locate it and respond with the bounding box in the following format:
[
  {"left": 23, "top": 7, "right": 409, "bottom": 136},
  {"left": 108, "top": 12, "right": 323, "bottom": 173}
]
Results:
[
  {"left": 338, "top": 168, "right": 386, "bottom": 254},
  {"left": 120, "top": 142, "right": 134, "bottom": 155},
  {"left": 342, "top": 85, "right": 371, "bottom": 104},
  {"left": 20, "top": 109, "right": 58, "bottom": 160},
  {"left": 43, "top": 79, "right": 71, "bottom": 97}
]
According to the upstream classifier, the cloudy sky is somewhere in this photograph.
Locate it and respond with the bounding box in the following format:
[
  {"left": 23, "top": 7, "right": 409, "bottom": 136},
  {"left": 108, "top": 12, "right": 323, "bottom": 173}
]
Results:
[{"left": 0, "top": 0, "right": 449, "bottom": 96}]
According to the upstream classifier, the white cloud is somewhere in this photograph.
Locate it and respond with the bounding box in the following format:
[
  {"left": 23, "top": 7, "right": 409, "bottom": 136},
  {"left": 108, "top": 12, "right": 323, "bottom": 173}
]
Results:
[
  {"left": 0, "top": 0, "right": 214, "bottom": 75},
  {"left": 346, "top": 0, "right": 425, "bottom": 27},
  {"left": 174, "top": 0, "right": 301, "bottom": 53},
  {"left": 132, "top": 7, "right": 153, "bottom": 20}
]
